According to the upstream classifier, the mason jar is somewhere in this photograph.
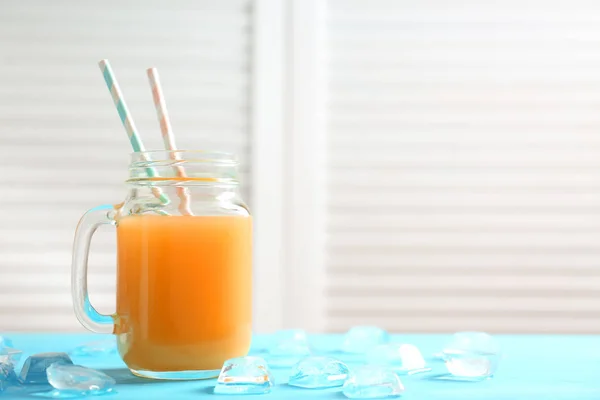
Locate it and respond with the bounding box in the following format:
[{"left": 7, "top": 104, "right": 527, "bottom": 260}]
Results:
[{"left": 72, "top": 151, "right": 252, "bottom": 380}]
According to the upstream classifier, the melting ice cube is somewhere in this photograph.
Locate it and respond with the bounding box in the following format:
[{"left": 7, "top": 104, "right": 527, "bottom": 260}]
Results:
[
  {"left": 19, "top": 352, "right": 73, "bottom": 384},
  {"left": 0, "top": 336, "right": 14, "bottom": 349},
  {"left": 0, "top": 347, "right": 22, "bottom": 366},
  {"left": 288, "top": 356, "right": 349, "bottom": 389},
  {"left": 267, "top": 330, "right": 311, "bottom": 367},
  {"left": 366, "top": 343, "right": 428, "bottom": 374},
  {"left": 0, "top": 336, "right": 21, "bottom": 366},
  {"left": 70, "top": 340, "right": 117, "bottom": 357},
  {"left": 0, "top": 362, "right": 18, "bottom": 392},
  {"left": 442, "top": 332, "right": 501, "bottom": 379},
  {"left": 342, "top": 365, "right": 404, "bottom": 399},
  {"left": 46, "top": 364, "right": 115, "bottom": 395},
  {"left": 214, "top": 356, "right": 274, "bottom": 395},
  {"left": 341, "top": 326, "right": 389, "bottom": 354}
]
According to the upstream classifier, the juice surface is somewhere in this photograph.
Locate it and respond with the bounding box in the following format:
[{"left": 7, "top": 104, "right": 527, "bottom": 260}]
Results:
[{"left": 115, "top": 214, "right": 252, "bottom": 372}]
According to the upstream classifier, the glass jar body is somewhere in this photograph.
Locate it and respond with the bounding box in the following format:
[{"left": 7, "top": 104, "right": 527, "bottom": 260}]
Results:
[{"left": 115, "top": 184, "right": 252, "bottom": 379}]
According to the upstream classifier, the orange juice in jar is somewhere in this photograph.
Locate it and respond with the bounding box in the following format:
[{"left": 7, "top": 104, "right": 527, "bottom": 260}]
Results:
[{"left": 72, "top": 151, "right": 252, "bottom": 380}]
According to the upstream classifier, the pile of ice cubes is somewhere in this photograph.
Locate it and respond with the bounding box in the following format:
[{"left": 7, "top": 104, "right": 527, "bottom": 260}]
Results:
[
  {"left": 215, "top": 327, "right": 502, "bottom": 398},
  {"left": 0, "top": 328, "right": 501, "bottom": 398},
  {"left": 0, "top": 336, "right": 116, "bottom": 397}
]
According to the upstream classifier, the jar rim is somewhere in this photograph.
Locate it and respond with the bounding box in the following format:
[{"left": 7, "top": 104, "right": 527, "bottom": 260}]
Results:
[
  {"left": 130, "top": 150, "right": 237, "bottom": 165},
  {"left": 127, "top": 150, "right": 240, "bottom": 186}
]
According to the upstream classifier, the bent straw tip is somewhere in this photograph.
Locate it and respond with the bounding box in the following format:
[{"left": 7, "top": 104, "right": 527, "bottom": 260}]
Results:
[
  {"left": 146, "top": 67, "right": 159, "bottom": 80},
  {"left": 98, "top": 59, "right": 110, "bottom": 67}
]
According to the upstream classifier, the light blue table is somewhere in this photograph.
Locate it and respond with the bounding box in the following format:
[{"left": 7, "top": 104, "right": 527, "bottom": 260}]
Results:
[{"left": 3, "top": 333, "right": 599, "bottom": 399}]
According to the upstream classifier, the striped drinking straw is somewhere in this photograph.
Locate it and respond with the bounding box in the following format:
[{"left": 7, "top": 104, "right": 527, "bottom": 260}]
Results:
[
  {"left": 98, "top": 60, "right": 169, "bottom": 205},
  {"left": 146, "top": 67, "right": 192, "bottom": 215}
]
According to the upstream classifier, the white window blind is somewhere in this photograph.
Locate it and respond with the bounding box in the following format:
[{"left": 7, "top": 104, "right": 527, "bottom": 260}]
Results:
[
  {"left": 325, "top": 0, "right": 600, "bottom": 333},
  {"left": 0, "top": 0, "right": 252, "bottom": 331}
]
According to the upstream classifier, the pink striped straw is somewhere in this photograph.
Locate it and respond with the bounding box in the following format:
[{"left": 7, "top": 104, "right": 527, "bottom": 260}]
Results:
[{"left": 146, "top": 67, "right": 192, "bottom": 215}]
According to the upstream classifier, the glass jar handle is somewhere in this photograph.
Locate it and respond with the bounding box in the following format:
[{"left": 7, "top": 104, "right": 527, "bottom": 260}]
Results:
[{"left": 71, "top": 204, "right": 117, "bottom": 334}]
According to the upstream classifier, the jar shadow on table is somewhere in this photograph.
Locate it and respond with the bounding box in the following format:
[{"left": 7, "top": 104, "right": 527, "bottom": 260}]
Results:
[
  {"left": 331, "top": 391, "right": 349, "bottom": 399},
  {"left": 192, "top": 385, "right": 348, "bottom": 398},
  {"left": 283, "top": 384, "right": 347, "bottom": 398},
  {"left": 98, "top": 368, "right": 177, "bottom": 385}
]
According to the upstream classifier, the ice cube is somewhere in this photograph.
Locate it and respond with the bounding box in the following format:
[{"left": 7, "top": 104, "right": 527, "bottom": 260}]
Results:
[
  {"left": 0, "top": 362, "right": 18, "bottom": 391},
  {"left": 70, "top": 340, "right": 117, "bottom": 357},
  {"left": 19, "top": 353, "right": 73, "bottom": 384},
  {"left": 46, "top": 364, "right": 115, "bottom": 395},
  {"left": 341, "top": 326, "right": 389, "bottom": 354},
  {"left": 288, "top": 356, "right": 349, "bottom": 389},
  {"left": 0, "top": 337, "right": 14, "bottom": 349},
  {"left": 0, "top": 347, "right": 23, "bottom": 366},
  {"left": 0, "top": 336, "right": 21, "bottom": 366},
  {"left": 267, "top": 330, "right": 311, "bottom": 367},
  {"left": 366, "top": 344, "right": 428, "bottom": 374},
  {"left": 214, "top": 356, "right": 274, "bottom": 395},
  {"left": 442, "top": 332, "right": 501, "bottom": 379},
  {"left": 342, "top": 366, "right": 404, "bottom": 399}
]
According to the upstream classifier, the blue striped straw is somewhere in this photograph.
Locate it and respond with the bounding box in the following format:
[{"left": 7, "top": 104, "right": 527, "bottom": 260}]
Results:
[{"left": 98, "top": 59, "right": 169, "bottom": 205}]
